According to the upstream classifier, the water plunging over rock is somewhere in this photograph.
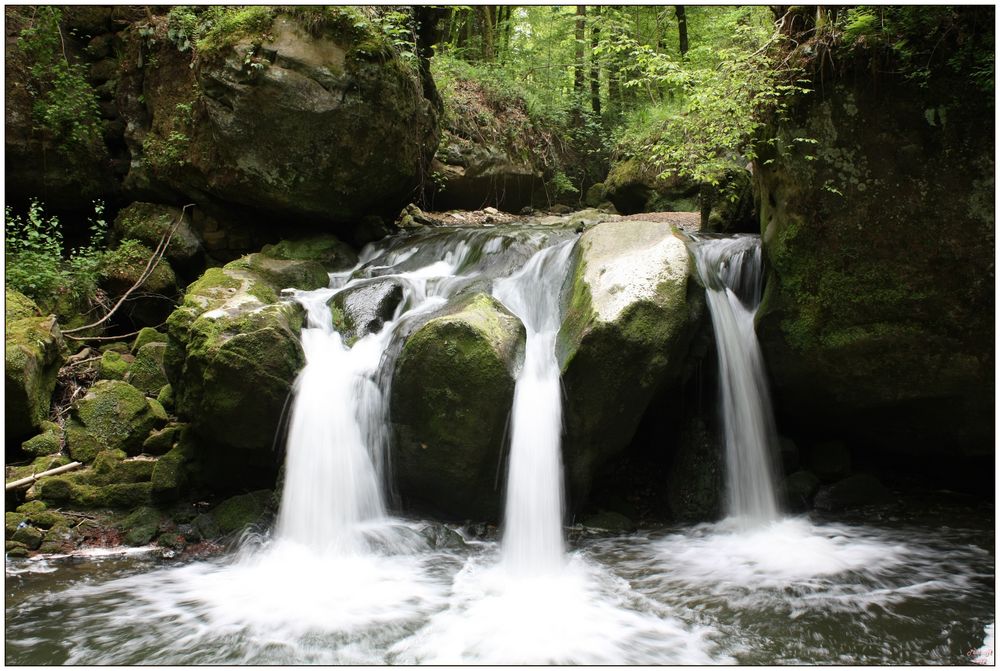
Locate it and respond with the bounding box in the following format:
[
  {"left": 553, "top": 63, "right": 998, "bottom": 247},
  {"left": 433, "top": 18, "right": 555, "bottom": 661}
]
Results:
[{"left": 688, "top": 234, "right": 779, "bottom": 526}]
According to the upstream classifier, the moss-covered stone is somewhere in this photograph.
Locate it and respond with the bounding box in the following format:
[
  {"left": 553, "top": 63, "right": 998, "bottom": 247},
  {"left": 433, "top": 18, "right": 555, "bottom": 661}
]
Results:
[
  {"left": 328, "top": 278, "right": 403, "bottom": 340},
  {"left": 64, "top": 380, "right": 164, "bottom": 461},
  {"left": 6, "top": 512, "right": 28, "bottom": 539},
  {"left": 121, "top": 506, "right": 162, "bottom": 546},
  {"left": 212, "top": 490, "right": 272, "bottom": 535},
  {"left": 101, "top": 342, "right": 131, "bottom": 355},
  {"left": 5, "top": 541, "right": 30, "bottom": 558},
  {"left": 6, "top": 454, "right": 71, "bottom": 486},
  {"left": 6, "top": 289, "right": 42, "bottom": 322},
  {"left": 226, "top": 254, "right": 329, "bottom": 292},
  {"left": 98, "top": 350, "right": 132, "bottom": 381},
  {"left": 87, "top": 450, "right": 156, "bottom": 485},
  {"left": 604, "top": 160, "right": 700, "bottom": 214},
  {"left": 113, "top": 203, "right": 204, "bottom": 268},
  {"left": 558, "top": 220, "right": 702, "bottom": 508},
  {"left": 99, "top": 241, "right": 179, "bottom": 327},
  {"left": 11, "top": 524, "right": 44, "bottom": 550},
  {"left": 391, "top": 293, "right": 524, "bottom": 520},
  {"left": 142, "top": 423, "right": 183, "bottom": 456},
  {"left": 21, "top": 423, "right": 63, "bottom": 457},
  {"left": 165, "top": 264, "right": 305, "bottom": 456},
  {"left": 193, "top": 512, "right": 221, "bottom": 540},
  {"left": 155, "top": 384, "right": 175, "bottom": 411},
  {"left": 151, "top": 441, "right": 196, "bottom": 501},
  {"left": 125, "top": 342, "right": 169, "bottom": 395},
  {"left": 34, "top": 474, "right": 153, "bottom": 509},
  {"left": 5, "top": 315, "right": 65, "bottom": 441},
  {"left": 131, "top": 327, "right": 169, "bottom": 354},
  {"left": 754, "top": 72, "right": 994, "bottom": 460},
  {"left": 260, "top": 235, "right": 358, "bottom": 270}
]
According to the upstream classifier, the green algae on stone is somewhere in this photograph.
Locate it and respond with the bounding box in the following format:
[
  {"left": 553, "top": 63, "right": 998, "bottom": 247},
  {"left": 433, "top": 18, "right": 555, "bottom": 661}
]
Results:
[
  {"left": 131, "top": 327, "right": 169, "bottom": 353},
  {"left": 121, "top": 506, "right": 162, "bottom": 546},
  {"left": 212, "top": 490, "right": 272, "bottom": 535},
  {"left": 126, "top": 342, "right": 169, "bottom": 395},
  {"left": 98, "top": 350, "right": 132, "bottom": 381},
  {"left": 21, "top": 422, "right": 64, "bottom": 457}
]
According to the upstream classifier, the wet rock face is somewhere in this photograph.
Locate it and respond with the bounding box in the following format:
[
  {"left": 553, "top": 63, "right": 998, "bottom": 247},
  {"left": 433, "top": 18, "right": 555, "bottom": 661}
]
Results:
[
  {"left": 5, "top": 306, "right": 66, "bottom": 442},
  {"left": 329, "top": 279, "right": 404, "bottom": 340},
  {"left": 754, "top": 74, "right": 994, "bottom": 460}
]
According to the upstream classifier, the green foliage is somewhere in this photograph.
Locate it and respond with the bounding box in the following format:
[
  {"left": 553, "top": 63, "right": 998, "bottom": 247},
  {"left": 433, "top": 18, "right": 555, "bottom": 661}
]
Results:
[
  {"left": 609, "top": 7, "right": 812, "bottom": 185},
  {"left": 838, "top": 6, "right": 994, "bottom": 93},
  {"left": 5, "top": 200, "right": 108, "bottom": 309},
  {"left": 14, "top": 7, "right": 103, "bottom": 153}
]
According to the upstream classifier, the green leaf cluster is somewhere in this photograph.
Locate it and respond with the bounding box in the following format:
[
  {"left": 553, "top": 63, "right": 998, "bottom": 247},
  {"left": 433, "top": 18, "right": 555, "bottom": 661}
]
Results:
[
  {"left": 5, "top": 200, "right": 108, "bottom": 311},
  {"left": 14, "top": 7, "right": 103, "bottom": 153}
]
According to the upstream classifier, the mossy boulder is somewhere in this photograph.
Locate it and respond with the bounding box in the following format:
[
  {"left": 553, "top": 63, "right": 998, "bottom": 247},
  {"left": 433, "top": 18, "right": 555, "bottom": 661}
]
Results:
[
  {"left": 125, "top": 342, "right": 169, "bottom": 395},
  {"left": 64, "top": 380, "right": 164, "bottom": 462},
  {"left": 16, "top": 501, "right": 68, "bottom": 530},
  {"left": 260, "top": 235, "right": 358, "bottom": 270},
  {"left": 98, "top": 350, "right": 132, "bottom": 381},
  {"left": 131, "top": 327, "right": 169, "bottom": 353},
  {"left": 142, "top": 422, "right": 183, "bottom": 456},
  {"left": 151, "top": 441, "right": 196, "bottom": 501},
  {"left": 21, "top": 422, "right": 64, "bottom": 458},
  {"left": 122, "top": 10, "right": 439, "bottom": 234},
  {"left": 121, "top": 506, "right": 162, "bottom": 546},
  {"left": 227, "top": 253, "right": 329, "bottom": 292},
  {"left": 212, "top": 490, "right": 272, "bottom": 535},
  {"left": 754, "top": 72, "right": 994, "bottom": 462},
  {"left": 604, "top": 160, "right": 700, "bottom": 215},
  {"left": 99, "top": 241, "right": 179, "bottom": 327},
  {"left": 34, "top": 475, "right": 153, "bottom": 509},
  {"left": 558, "top": 220, "right": 702, "bottom": 509},
  {"left": 5, "top": 315, "right": 65, "bottom": 441},
  {"left": 164, "top": 263, "right": 305, "bottom": 457},
  {"left": 86, "top": 450, "right": 156, "bottom": 485},
  {"left": 10, "top": 524, "right": 44, "bottom": 550},
  {"left": 328, "top": 278, "right": 404, "bottom": 340},
  {"left": 155, "top": 384, "right": 174, "bottom": 411},
  {"left": 6, "top": 289, "right": 41, "bottom": 321},
  {"left": 113, "top": 202, "right": 205, "bottom": 272},
  {"left": 391, "top": 293, "right": 525, "bottom": 520}
]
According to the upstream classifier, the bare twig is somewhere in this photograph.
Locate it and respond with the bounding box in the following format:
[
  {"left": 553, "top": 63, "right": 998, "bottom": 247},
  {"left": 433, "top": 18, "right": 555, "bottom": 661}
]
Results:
[{"left": 63, "top": 204, "right": 194, "bottom": 336}]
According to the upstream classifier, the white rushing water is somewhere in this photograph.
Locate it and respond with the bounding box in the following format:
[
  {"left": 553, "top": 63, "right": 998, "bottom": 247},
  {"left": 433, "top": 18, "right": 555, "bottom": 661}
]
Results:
[
  {"left": 689, "top": 234, "right": 779, "bottom": 526},
  {"left": 492, "top": 240, "right": 576, "bottom": 576}
]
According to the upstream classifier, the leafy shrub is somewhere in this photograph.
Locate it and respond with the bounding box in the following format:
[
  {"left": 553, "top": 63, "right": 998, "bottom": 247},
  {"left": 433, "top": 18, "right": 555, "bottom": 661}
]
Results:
[{"left": 5, "top": 200, "right": 108, "bottom": 311}]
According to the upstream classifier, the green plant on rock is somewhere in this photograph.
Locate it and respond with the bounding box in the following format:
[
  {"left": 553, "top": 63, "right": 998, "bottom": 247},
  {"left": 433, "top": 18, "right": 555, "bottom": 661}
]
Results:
[{"left": 14, "top": 6, "right": 103, "bottom": 154}]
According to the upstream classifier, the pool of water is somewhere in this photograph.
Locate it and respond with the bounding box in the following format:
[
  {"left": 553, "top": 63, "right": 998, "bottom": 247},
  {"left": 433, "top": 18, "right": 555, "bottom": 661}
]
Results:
[{"left": 6, "top": 496, "right": 993, "bottom": 665}]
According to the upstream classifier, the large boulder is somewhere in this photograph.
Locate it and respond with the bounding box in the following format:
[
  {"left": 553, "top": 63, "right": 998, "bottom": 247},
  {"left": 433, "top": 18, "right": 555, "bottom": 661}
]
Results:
[
  {"left": 329, "top": 279, "right": 404, "bottom": 340},
  {"left": 119, "top": 9, "right": 439, "bottom": 230},
  {"left": 557, "top": 220, "right": 702, "bottom": 508},
  {"left": 5, "top": 305, "right": 65, "bottom": 441},
  {"left": 391, "top": 293, "right": 525, "bottom": 520},
  {"left": 64, "top": 380, "right": 164, "bottom": 462},
  {"left": 164, "top": 263, "right": 306, "bottom": 460},
  {"left": 112, "top": 202, "right": 206, "bottom": 275},
  {"left": 604, "top": 160, "right": 701, "bottom": 215},
  {"left": 754, "top": 69, "right": 994, "bottom": 462}
]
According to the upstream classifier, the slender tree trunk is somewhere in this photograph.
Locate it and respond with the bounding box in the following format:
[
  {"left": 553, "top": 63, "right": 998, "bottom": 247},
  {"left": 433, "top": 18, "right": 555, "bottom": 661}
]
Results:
[
  {"left": 676, "top": 6, "right": 689, "bottom": 58},
  {"left": 479, "top": 5, "right": 496, "bottom": 61},
  {"left": 574, "top": 6, "right": 586, "bottom": 95},
  {"left": 590, "top": 6, "right": 601, "bottom": 116}
]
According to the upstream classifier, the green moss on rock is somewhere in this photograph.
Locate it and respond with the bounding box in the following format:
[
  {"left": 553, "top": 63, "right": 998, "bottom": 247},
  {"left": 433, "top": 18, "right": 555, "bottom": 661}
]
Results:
[
  {"left": 98, "top": 350, "right": 132, "bottom": 381},
  {"left": 21, "top": 423, "right": 63, "bottom": 457},
  {"left": 5, "top": 315, "right": 65, "bottom": 440},
  {"left": 132, "top": 327, "right": 169, "bottom": 353},
  {"left": 64, "top": 380, "right": 164, "bottom": 461},
  {"left": 125, "top": 342, "right": 169, "bottom": 395},
  {"left": 212, "top": 489, "right": 272, "bottom": 535},
  {"left": 260, "top": 235, "right": 358, "bottom": 270},
  {"left": 391, "top": 293, "right": 524, "bottom": 520},
  {"left": 121, "top": 506, "right": 162, "bottom": 546},
  {"left": 6, "top": 289, "right": 42, "bottom": 322}
]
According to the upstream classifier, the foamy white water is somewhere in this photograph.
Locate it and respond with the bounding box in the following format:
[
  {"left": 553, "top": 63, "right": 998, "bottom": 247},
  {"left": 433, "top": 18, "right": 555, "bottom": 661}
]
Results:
[
  {"left": 689, "top": 234, "right": 779, "bottom": 526},
  {"left": 492, "top": 240, "right": 577, "bottom": 576}
]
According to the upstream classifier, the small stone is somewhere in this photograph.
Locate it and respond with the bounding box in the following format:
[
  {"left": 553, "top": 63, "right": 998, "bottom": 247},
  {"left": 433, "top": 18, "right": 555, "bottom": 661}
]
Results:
[
  {"left": 11, "top": 525, "right": 44, "bottom": 550},
  {"left": 5, "top": 541, "right": 29, "bottom": 558},
  {"left": 121, "top": 506, "right": 161, "bottom": 546},
  {"left": 483, "top": 206, "right": 499, "bottom": 215}
]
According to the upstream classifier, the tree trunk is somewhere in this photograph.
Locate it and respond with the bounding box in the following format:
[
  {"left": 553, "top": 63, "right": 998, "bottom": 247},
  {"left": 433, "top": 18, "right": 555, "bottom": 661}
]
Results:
[
  {"left": 574, "top": 6, "right": 586, "bottom": 95},
  {"left": 479, "top": 6, "right": 496, "bottom": 61},
  {"left": 590, "top": 6, "right": 601, "bottom": 116},
  {"left": 675, "top": 6, "right": 689, "bottom": 58}
]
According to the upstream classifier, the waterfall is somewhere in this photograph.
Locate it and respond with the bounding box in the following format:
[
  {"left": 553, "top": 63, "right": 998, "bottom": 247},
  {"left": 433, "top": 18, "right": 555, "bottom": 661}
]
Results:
[
  {"left": 492, "top": 240, "right": 577, "bottom": 576},
  {"left": 275, "top": 228, "right": 578, "bottom": 557},
  {"left": 275, "top": 291, "right": 391, "bottom": 555},
  {"left": 689, "top": 234, "right": 779, "bottom": 526}
]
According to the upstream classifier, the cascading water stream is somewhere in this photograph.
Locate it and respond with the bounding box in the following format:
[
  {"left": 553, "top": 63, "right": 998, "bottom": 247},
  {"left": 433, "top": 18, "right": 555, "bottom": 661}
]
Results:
[
  {"left": 492, "top": 240, "right": 577, "bottom": 576},
  {"left": 689, "top": 234, "right": 779, "bottom": 527}
]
